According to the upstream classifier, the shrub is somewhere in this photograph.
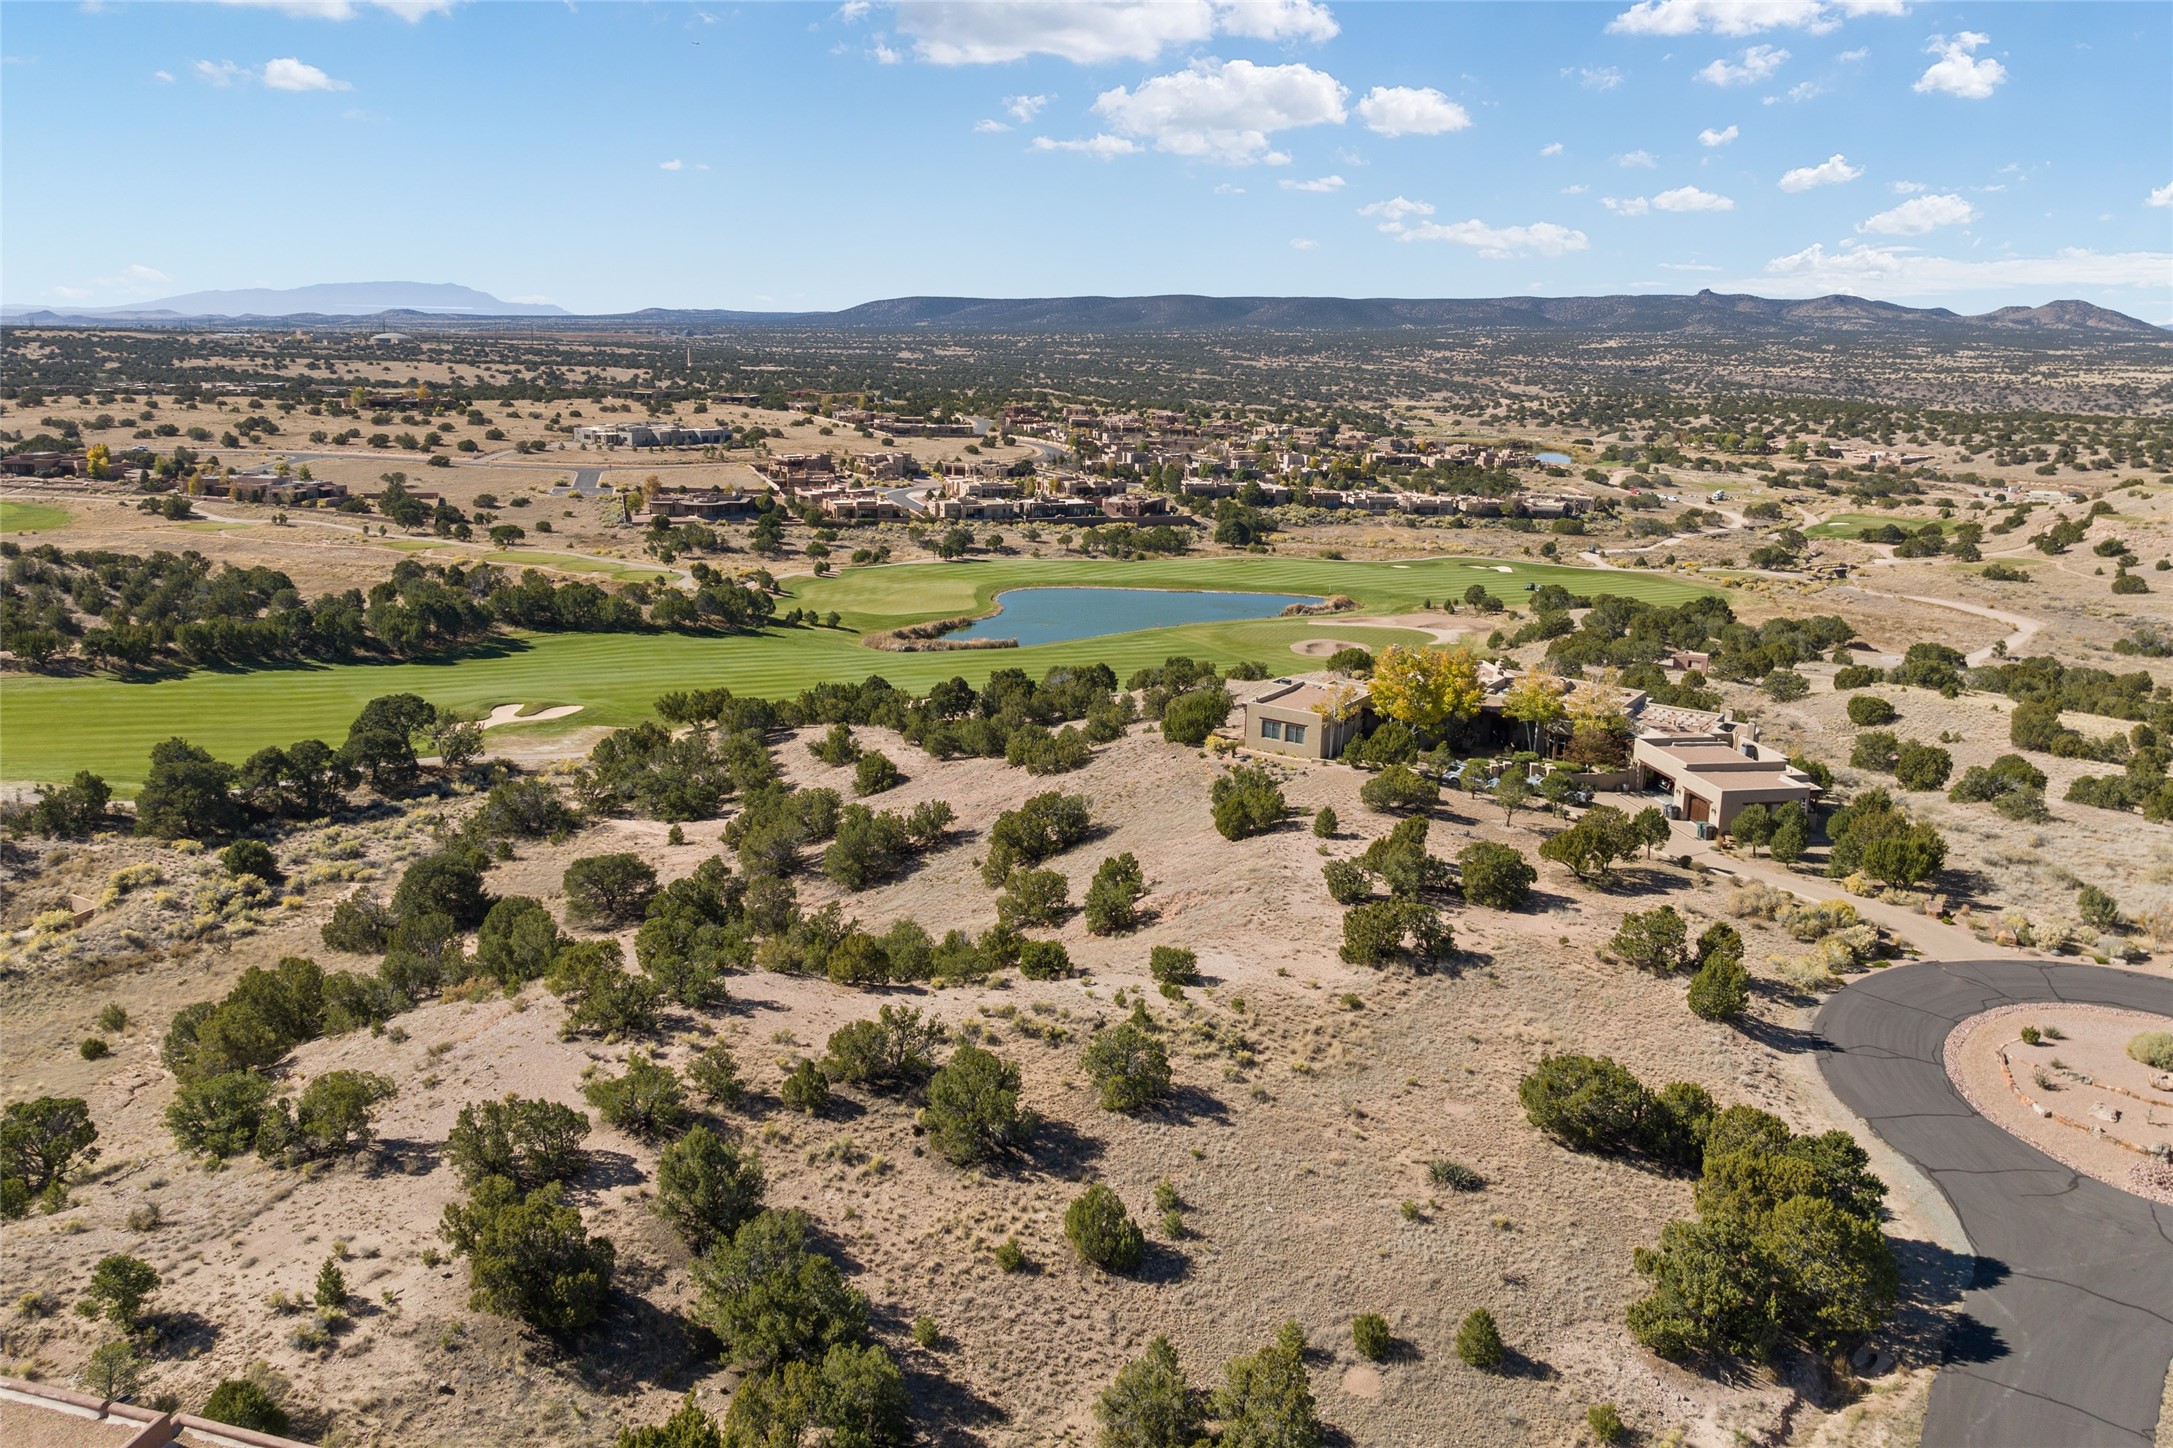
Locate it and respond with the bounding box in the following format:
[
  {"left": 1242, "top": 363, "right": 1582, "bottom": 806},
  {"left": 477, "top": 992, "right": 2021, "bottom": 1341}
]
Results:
[
  {"left": 2128, "top": 1032, "right": 2173, "bottom": 1071},
  {"left": 994, "top": 1236, "right": 1027, "bottom": 1273},
  {"left": 1083, "top": 852, "right": 1146, "bottom": 935},
  {"left": 1161, "top": 688, "right": 1232, "bottom": 746},
  {"left": 996, "top": 866, "right": 1070, "bottom": 928},
  {"left": 80, "top": 1253, "right": 159, "bottom": 1327},
  {"left": 1359, "top": 764, "right": 1437, "bottom": 815},
  {"left": 321, "top": 889, "right": 396, "bottom": 956},
  {"left": 1210, "top": 1322, "right": 1320, "bottom": 1446},
  {"left": 1538, "top": 804, "right": 1639, "bottom": 881},
  {"left": 1210, "top": 764, "right": 1289, "bottom": 840},
  {"left": 809, "top": 723, "right": 860, "bottom": 767},
  {"left": 474, "top": 896, "right": 566, "bottom": 991},
  {"left": 220, "top": 839, "right": 281, "bottom": 883},
  {"left": 1586, "top": 1403, "right": 1626, "bottom": 1444},
  {"left": 1352, "top": 1313, "right": 1392, "bottom": 1362},
  {"left": 923, "top": 1045, "right": 1037, "bottom": 1164},
  {"left": 563, "top": 853, "right": 659, "bottom": 926},
  {"left": 1429, "top": 1159, "right": 1484, "bottom": 1192},
  {"left": 1065, "top": 1183, "right": 1144, "bottom": 1272},
  {"left": 1018, "top": 939, "right": 1073, "bottom": 980},
  {"left": 1893, "top": 741, "right": 1953, "bottom": 791},
  {"left": 1148, "top": 945, "right": 1197, "bottom": 987},
  {"left": 1095, "top": 1335, "right": 1200, "bottom": 1448},
  {"left": 1762, "top": 670, "right": 1809, "bottom": 702},
  {"left": 1455, "top": 1307, "right": 1504, "bottom": 1370},
  {"left": 687, "top": 1043, "right": 745, "bottom": 1108},
  {"left": 1518, "top": 1054, "right": 1653, "bottom": 1155},
  {"left": 315, "top": 1257, "right": 348, "bottom": 1310},
  {"left": 166, "top": 1072, "right": 276, "bottom": 1161},
  {"left": 1832, "top": 665, "right": 1884, "bottom": 690},
  {"left": 445, "top": 1097, "right": 590, "bottom": 1190},
  {"left": 2077, "top": 885, "right": 2122, "bottom": 931},
  {"left": 1312, "top": 806, "right": 1338, "bottom": 838},
  {"left": 79, "top": 1037, "right": 109, "bottom": 1061},
  {"left": 982, "top": 791, "right": 1092, "bottom": 886},
  {"left": 655, "top": 1124, "right": 766, "bottom": 1251},
  {"left": 440, "top": 1176, "right": 615, "bottom": 1334},
  {"left": 582, "top": 1054, "right": 689, "bottom": 1139},
  {"left": 1081, "top": 1022, "right": 1172, "bottom": 1113},
  {"left": 691, "top": 1208, "right": 866, "bottom": 1368},
  {"left": 1687, "top": 953, "right": 1750, "bottom": 1022},
  {"left": 392, "top": 848, "right": 493, "bottom": 929},
  {"left": 1457, "top": 842, "right": 1535, "bottom": 910},
  {"left": 821, "top": 1005, "right": 944, "bottom": 1090},
  {"left": 1846, "top": 695, "right": 1897, "bottom": 727},
  {"left": 201, "top": 1380, "right": 289, "bottom": 1435},
  {"left": 1322, "top": 859, "right": 1372, "bottom": 905},
  {"left": 1610, "top": 906, "right": 1688, "bottom": 974},
  {"left": 261, "top": 1070, "right": 396, "bottom": 1162},
  {"left": 780, "top": 1060, "right": 831, "bottom": 1115},
  {"left": 852, "top": 750, "right": 901, "bottom": 796}
]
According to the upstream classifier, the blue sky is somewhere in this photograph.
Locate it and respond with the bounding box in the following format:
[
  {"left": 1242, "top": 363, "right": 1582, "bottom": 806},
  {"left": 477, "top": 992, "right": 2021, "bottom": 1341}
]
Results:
[{"left": 4, "top": 0, "right": 2169, "bottom": 317}]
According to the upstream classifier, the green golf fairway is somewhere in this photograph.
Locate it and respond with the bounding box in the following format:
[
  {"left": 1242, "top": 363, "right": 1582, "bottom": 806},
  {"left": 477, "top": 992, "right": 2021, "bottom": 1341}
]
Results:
[
  {"left": 0, "top": 556, "right": 1711, "bottom": 789},
  {"left": 0, "top": 501, "right": 76, "bottom": 534}
]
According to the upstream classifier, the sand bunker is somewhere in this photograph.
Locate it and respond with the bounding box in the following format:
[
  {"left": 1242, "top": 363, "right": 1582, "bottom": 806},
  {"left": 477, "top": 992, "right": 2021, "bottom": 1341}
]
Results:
[
  {"left": 1290, "top": 638, "right": 1368, "bottom": 657},
  {"left": 1945, "top": 1002, "right": 2173, "bottom": 1204},
  {"left": 479, "top": 703, "right": 584, "bottom": 729}
]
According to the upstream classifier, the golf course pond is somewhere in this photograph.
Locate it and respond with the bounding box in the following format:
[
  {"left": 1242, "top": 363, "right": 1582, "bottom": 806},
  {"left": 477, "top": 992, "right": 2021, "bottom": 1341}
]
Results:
[{"left": 950, "top": 586, "right": 1322, "bottom": 646}]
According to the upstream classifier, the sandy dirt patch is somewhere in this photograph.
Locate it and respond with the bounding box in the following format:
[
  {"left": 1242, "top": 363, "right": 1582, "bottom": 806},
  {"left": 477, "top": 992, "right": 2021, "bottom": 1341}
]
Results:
[{"left": 1944, "top": 1002, "right": 2173, "bottom": 1204}]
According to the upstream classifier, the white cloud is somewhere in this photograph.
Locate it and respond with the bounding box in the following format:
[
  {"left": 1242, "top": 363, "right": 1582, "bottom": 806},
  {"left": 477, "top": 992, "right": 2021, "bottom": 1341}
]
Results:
[
  {"left": 1091, "top": 57, "right": 1347, "bottom": 165},
  {"left": 262, "top": 56, "right": 350, "bottom": 90},
  {"left": 1889, "top": 178, "right": 1926, "bottom": 194},
  {"left": 2149, "top": 182, "right": 2173, "bottom": 208},
  {"left": 1005, "top": 93, "right": 1050, "bottom": 123},
  {"left": 1658, "top": 261, "right": 1724, "bottom": 271},
  {"left": 1356, "top": 85, "right": 1470, "bottom": 136},
  {"left": 1540, "top": 141, "right": 1564, "bottom": 156},
  {"left": 1914, "top": 31, "right": 2005, "bottom": 100},
  {"left": 871, "top": 41, "right": 904, "bottom": 63},
  {"left": 1213, "top": 182, "right": 1246, "bottom": 194},
  {"left": 1654, "top": 184, "right": 1735, "bottom": 211},
  {"left": 1279, "top": 174, "right": 1345, "bottom": 191},
  {"left": 1617, "top": 149, "right": 1657, "bottom": 168},
  {"left": 193, "top": 59, "right": 245, "bottom": 85},
  {"left": 973, "top": 117, "right": 1010, "bottom": 132},
  {"left": 838, "top": 1, "right": 872, "bottom": 19},
  {"left": 1610, "top": 186, "right": 1734, "bottom": 215},
  {"left": 1698, "top": 43, "right": 1788, "bottom": 85},
  {"left": 1215, "top": 0, "right": 1339, "bottom": 43},
  {"left": 891, "top": 0, "right": 1333, "bottom": 66},
  {"left": 1571, "top": 65, "right": 1624, "bottom": 91},
  {"left": 1778, "top": 152, "right": 1861, "bottom": 191},
  {"left": 1289, "top": 236, "right": 1319, "bottom": 250},
  {"left": 1758, "top": 240, "right": 2173, "bottom": 296},
  {"left": 1390, "top": 217, "right": 1592, "bottom": 258},
  {"left": 1561, "top": 183, "right": 1589, "bottom": 195},
  {"left": 1698, "top": 123, "right": 1739, "bottom": 146},
  {"left": 1607, "top": 0, "right": 1904, "bottom": 37},
  {"left": 1029, "top": 133, "right": 1143, "bottom": 158},
  {"left": 1838, "top": 45, "right": 1868, "bottom": 60},
  {"left": 1784, "top": 80, "right": 1822, "bottom": 101},
  {"left": 659, "top": 159, "right": 685, "bottom": 171},
  {"left": 201, "top": 0, "right": 452, "bottom": 17},
  {"left": 1858, "top": 191, "right": 1975, "bottom": 234},
  {"left": 1358, "top": 196, "right": 1435, "bottom": 226},
  {"left": 152, "top": 69, "right": 174, "bottom": 83}
]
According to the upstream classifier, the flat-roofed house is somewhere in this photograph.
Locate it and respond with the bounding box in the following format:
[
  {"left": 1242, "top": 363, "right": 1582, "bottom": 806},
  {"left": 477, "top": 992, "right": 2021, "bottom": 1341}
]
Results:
[
  {"left": 1240, "top": 677, "right": 1370, "bottom": 761},
  {"left": 1632, "top": 728, "right": 1821, "bottom": 830}
]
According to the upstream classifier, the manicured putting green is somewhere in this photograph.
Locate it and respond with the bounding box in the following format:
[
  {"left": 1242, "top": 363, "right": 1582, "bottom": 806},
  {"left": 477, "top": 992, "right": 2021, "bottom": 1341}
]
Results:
[
  {"left": 0, "top": 501, "right": 75, "bottom": 533},
  {"left": 1803, "top": 512, "right": 1934, "bottom": 539}
]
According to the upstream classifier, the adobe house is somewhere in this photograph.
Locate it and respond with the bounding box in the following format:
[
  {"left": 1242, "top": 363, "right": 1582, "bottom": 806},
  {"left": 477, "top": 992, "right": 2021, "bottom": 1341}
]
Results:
[
  {"left": 1632, "top": 724, "right": 1821, "bottom": 829},
  {"left": 1240, "top": 678, "right": 1370, "bottom": 761}
]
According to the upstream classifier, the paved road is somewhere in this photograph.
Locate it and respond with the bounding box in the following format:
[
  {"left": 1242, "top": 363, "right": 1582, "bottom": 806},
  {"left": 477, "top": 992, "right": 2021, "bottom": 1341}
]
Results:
[{"left": 1815, "top": 958, "right": 2173, "bottom": 1447}]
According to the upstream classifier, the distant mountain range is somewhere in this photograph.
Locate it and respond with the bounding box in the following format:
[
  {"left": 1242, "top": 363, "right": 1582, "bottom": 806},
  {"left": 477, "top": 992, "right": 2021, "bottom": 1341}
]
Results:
[
  {"left": 2, "top": 284, "right": 2161, "bottom": 338},
  {"left": 1, "top": 281, "right": 568, "bottom": 320}
]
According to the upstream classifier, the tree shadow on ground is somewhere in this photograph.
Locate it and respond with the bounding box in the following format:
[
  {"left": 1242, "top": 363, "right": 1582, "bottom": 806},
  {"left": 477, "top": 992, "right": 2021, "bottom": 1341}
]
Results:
[
  {"left": 1022, "top": 1117, "right": 1105, "bottom": 1177},
  {"left": 909, "top": 1358, "right": 1008, "bottom": 1446},
  {"left": 152, "top": 1310, "right": 221, "bottom": 1359},
  {"left": 1131, "top": 1239, "right": 1192, "bottom": 1286},
  {"left": 1732, "top": 1011, "right": 1831, "bottom": 1056},
  {"left": 368, "top": 1135, "right": 440, "bottom": 1179},
  {"left": 569, "top": 1147, "right": 646, "bottom": 1198},
  {"left": 1494, "top": 1346, "right": 1559, "bottom": 1382},
  {"left": 1155, "top": 1084, "right": 1230, "bottom": 1127},
  {"left": 566, "top": 1291, "right": 708, "bottom": 1396}
]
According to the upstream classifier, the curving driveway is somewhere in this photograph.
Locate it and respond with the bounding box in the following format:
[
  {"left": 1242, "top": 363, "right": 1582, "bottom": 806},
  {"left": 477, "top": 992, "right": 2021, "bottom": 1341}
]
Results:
[{"left": 1815, "top": 958, "right": 2173, "bottom": 1447}]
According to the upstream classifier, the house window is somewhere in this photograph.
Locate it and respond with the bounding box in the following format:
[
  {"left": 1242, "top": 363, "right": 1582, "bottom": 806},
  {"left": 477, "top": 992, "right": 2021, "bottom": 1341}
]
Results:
[
  {"left": 1259, "top": 718, "right": 1283, "bottom": 741},
  {"left": 1284, "top": 723, "right": 1307, "bottom": 745}
]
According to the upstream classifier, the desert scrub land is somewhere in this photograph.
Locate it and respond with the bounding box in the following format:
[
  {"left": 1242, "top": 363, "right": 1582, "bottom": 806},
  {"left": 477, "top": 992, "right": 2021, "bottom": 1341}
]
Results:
[{"left": 0, "top": 703, "right": 1942, "bottom": 1447}]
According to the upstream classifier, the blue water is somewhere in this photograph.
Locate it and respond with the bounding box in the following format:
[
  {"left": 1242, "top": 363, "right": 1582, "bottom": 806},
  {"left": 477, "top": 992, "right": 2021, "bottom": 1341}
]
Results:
[
  {"left": 1534, "top": 451, "right": 1573, "bottom": 466},
  {"left": 951, "top": 587, "right": 1322, "bottom": 647}
]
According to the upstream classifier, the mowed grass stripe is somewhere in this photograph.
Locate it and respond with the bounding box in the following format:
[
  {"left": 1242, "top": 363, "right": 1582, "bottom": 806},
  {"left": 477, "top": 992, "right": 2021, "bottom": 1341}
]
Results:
[
  {"left": 0, "top": 500, "right": 76, "bottom": 533},
  {"left": 0, "top": 618, "right": 1432, "bottom": 790}
]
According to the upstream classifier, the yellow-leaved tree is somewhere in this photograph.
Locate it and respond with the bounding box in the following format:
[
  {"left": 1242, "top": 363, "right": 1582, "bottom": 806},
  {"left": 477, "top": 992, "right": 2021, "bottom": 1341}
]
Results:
[
  {"left": 1501, "top": 671, "right": 1566, "bottom": 751},
  {"left": 1369, "top": 643, "right": 1484, "bottom": 735}
]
